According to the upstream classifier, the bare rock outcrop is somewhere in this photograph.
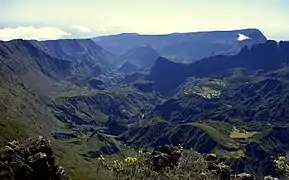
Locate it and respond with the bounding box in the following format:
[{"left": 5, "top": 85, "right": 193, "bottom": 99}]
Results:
[
  {"left": 151, "top": 145, "right": 183, "bottom": 171},
  {"left": 0, "top": 136, "right": 70, "bottom": 180}
]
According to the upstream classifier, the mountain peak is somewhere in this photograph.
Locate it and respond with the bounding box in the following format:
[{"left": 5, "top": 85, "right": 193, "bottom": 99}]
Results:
[
  {"left": 154, "top": 56, "right": 172, "bottom": 65},
  {"left": 120, "top": 45, "right": 159, "bottom": 69}
]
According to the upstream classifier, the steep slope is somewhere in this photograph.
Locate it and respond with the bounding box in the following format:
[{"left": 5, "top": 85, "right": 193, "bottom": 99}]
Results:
[
  {"left": 117, "top": 41, "right": 289, "bottom": 178},
  {"left": 119, "top": 77, "right": 289, "bottom": 176},
  {"left": 51, "top": 85, "right": 161, "bottom": 127},
  {"left": 0, "top": 40, "right": 72, "bottom": 141},
  {"left": 151, "top": 77, "right": 289, "bottom": 127},
  {"left": 30, "top": 39, "right": 120, "bottom": 77},
  {"left": 148, "top": 40, "right": 289, "bottom": 95},
  {"left": 0, "top": 40, "right": 135, "bottom": 180},
  {"left": 93, "top": 29, "right": 267, "bottom": 63},
  {"left": 120, "top": 45, "right": 159, "bottom": 69},
  {"left": 118, "top": 61, "right": 140, "bottom": 74},
  {"left": 119, "top": 119, "right": 220, "bottom": 153},
  {"left": 0, "top": 39, "right": 71, "bottom": 83}
]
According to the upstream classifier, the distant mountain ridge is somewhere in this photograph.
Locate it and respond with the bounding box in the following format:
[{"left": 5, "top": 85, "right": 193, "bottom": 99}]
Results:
[{"left": 93, "top": 28, "right": 267, "bottom": 63}]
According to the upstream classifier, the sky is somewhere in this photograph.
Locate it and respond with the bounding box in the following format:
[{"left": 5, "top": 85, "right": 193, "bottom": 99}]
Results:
[{"left": 1, "top": 0, "right": 289, "bottom": 41}]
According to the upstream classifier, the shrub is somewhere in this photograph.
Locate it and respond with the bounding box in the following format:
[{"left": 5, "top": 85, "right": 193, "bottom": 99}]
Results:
[{"left": 95, "top": 150, "right": 217, "bottom": 180}]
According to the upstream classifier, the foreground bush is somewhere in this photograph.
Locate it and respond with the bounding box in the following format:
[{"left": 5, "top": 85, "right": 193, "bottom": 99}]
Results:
[
  {"left": 1, "top": 139, "right": 280, "bottom": 180},
  {"left": 96, "top": 151, "right": 216, "bottom": 180},
  {"left": 95, "top": 145, "right": 261, "bottom": 180}
]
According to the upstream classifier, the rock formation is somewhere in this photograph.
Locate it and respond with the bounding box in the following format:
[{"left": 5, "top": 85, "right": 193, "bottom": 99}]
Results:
[
  {"left": 0, "top": 136, "right": 70, "bottom": 180},
  {"left": 151, "top": 145, "right": 183, "bottom": 171}
]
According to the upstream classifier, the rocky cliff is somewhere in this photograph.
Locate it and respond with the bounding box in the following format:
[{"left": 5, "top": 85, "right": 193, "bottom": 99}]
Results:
[{"left": 0, "top": 136, "right": 70, "bottom": 180}]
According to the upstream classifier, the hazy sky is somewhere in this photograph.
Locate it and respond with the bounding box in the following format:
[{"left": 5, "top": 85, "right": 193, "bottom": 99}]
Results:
[{"left": 1, "top": 0, "right": 289, "bottom": 40}]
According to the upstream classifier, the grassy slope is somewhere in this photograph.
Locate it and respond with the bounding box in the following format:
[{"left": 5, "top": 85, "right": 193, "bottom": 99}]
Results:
[
  {"left": 0, "top": 86, "right": 104, "bottom": 180},
  {"left": 47, "top": 84, "right": 162, "bottom": 179},
  {"left": 0, "top": 40, "right": 126, "bottom": 179}
]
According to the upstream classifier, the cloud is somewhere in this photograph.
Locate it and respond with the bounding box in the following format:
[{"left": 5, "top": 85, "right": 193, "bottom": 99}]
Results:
[
  {"left": 0, "top": 26, "right": 71, "bottom": 41},
  {"left": 71, "top": 25, "right": 91, "bottom": 33},
  {"left": 237, "top": 33, "right": 251, "bottom": 41}
]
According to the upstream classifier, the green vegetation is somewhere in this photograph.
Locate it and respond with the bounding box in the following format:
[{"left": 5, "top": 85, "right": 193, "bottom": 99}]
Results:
[
  {"left": 274, "top": 156, "right": 289, "bottom": 176},
  {"left": 49, "top": 82, "right": 101, "bottom": 98},
  {"left": 192, "top": 122, "right": 236, "bottom": 148},
  {"left": 229, "top": 127, "right": 258, "bottom": 139},
  {"left": 212, "top": 148, "right": 245, "bottom": 158},
  {"left": 91, "top": 151, "right": 217, "bottom": 180},
  {"left": 182, "top": 78, "right": 227, "bottom": 98}
]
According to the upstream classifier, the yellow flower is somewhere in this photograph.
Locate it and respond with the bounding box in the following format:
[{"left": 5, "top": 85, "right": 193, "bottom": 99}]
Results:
[
  {"left": 97, "top": 155, "right": 105, "bottom": 161},
  {"left": 124, "top": 156, "right": 138, "bottom": 164}
]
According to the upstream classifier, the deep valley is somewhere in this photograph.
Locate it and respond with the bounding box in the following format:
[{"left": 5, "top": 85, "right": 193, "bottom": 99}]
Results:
[{"left": 1, "top": 28, "right": 289, "bottom": 180}]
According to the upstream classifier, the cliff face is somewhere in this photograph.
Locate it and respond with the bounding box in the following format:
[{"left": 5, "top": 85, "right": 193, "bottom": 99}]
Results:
[
  {"left": 148, "top": 41, "right": 289, "bottom": 95},
  {"left": 0, "top": 136, "right": 70, "bottom": 180},
  {"left": 30, "top": 39, "right": 120, "bottom": 77}
]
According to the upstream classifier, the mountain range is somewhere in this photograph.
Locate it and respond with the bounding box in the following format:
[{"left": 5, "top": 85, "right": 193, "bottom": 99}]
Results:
[
  {"left": 93, "top": 28, "right": 267, "bottom": 63},
  {"left": 1, "top": 29, "right": 289, "bottom": 179}
]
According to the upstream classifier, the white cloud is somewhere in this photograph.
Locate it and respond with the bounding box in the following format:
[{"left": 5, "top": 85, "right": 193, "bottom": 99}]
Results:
[
  {"left": 71, "top": 25, "right": 91, "bottom": 33},
  {"left": 0, "top": 26, "right": 71, "bottom": 41},
  {"left": 237, "top": 33, "right": 251, "bottom": 41}
]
